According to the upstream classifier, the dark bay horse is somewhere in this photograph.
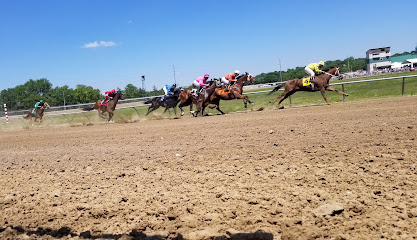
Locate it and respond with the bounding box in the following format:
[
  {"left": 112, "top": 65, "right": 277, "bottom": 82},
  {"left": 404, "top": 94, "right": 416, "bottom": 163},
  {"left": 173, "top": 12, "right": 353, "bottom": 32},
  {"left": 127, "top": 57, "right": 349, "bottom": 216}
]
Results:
[
  {"left": 23, "top": 102, "right": 50, "bottom": 123},
  {"left": 208, "top": 72, "right": 256, "bottom": 114},
  {"left": 194, "top": 79, "right": 220, "bottom": 117},
  {"left": 144, "top": 89, "right": 181, "bottom": 116},
  {"left": 269, "top": 66, "right": 348, "bottom": 109},
  {"left": 83, "top": 91, "right": 125, "bottom": 121}
]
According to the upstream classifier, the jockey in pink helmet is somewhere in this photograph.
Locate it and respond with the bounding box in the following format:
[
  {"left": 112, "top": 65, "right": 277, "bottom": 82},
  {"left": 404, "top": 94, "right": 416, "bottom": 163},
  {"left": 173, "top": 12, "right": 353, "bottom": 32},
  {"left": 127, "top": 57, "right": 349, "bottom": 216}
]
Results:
[{"left": 193, "top": 74, "right": 209, "bottom": 94}]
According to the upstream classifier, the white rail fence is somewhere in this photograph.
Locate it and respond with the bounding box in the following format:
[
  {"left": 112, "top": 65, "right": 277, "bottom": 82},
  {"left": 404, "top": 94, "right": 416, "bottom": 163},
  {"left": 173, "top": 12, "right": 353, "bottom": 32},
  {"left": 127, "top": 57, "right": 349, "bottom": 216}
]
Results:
[{"left": 1, "top": 75, "right": 416, "bottom": 126}]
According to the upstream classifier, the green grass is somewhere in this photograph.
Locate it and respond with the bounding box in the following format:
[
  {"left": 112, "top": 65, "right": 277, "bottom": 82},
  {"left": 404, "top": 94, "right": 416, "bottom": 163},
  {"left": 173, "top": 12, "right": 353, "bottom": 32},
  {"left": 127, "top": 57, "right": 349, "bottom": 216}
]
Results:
[{"left": 1, "top": 72, "right": 416, "bottom": 129}]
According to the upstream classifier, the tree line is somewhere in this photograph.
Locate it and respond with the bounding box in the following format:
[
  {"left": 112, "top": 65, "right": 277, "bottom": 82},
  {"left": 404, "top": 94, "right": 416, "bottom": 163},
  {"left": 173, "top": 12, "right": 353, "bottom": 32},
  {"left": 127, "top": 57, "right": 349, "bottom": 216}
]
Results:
[{"left": 0, "top": 79, "right": 163, "bottom": 110}]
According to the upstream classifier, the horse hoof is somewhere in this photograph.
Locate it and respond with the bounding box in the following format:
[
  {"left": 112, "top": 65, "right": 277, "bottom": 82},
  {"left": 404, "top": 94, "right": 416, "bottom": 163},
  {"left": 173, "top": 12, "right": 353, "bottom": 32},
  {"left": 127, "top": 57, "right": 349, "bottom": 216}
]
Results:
[
  {"left": 345, "top": 94, "right": 349, "bottom": 96},
  {"left": 278, "top": 106, "right": 284, "bottom": 109}
]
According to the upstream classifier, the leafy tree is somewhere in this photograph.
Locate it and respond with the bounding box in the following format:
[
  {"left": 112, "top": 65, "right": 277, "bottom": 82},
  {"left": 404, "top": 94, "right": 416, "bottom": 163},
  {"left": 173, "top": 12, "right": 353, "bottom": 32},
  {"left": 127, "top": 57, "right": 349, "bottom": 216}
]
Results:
[
  {"left": 73, "top": 85, "right": 101, "bottom": 104},
  {"left": 46, "top": 85, "right": 76, "bottom": 106},
  {"left": 124, "top": 84, "right": 140, "bottom": 98}
]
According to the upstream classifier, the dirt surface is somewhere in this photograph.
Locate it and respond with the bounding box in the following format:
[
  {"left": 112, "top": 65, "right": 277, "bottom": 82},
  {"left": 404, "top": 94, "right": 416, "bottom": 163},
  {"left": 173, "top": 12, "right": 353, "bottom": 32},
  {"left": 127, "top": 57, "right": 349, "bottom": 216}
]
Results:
[{"left": 1, "top": 96, "right": 417, "bottom": 240}]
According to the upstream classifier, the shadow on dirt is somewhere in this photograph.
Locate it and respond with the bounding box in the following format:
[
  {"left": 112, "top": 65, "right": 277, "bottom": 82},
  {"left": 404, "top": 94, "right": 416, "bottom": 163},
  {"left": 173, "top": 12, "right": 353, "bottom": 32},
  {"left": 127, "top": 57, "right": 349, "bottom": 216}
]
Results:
[{"left": 0, "top": 225, "right": 274, "bottom": 239}]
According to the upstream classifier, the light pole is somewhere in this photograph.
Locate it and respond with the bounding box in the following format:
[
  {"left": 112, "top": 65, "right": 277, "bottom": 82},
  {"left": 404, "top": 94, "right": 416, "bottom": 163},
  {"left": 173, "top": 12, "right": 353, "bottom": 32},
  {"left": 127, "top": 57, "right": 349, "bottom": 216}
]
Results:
[{"left": 63, "top": 90, "right": 66, "bottom": 110}]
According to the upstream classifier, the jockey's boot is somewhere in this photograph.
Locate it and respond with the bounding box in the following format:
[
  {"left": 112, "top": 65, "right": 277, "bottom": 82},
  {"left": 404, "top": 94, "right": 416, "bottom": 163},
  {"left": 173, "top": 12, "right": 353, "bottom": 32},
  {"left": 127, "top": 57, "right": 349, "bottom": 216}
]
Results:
[{"left": 310, "top": 76, "right": 315, "bottom": 84}]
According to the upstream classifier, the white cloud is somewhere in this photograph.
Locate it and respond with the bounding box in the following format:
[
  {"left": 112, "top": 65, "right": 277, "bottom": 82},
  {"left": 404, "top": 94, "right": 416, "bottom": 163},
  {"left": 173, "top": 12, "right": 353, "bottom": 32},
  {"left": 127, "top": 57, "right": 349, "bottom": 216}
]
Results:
[{"left": 82, "top": 41, "right": 116, "bottom": 48}]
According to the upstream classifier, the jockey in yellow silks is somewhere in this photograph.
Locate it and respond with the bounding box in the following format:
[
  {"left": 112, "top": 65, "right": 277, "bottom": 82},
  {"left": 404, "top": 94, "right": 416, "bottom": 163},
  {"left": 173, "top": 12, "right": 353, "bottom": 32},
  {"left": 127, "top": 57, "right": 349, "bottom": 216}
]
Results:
[{"left": 305, "top": 61, "right": 324, "bottom": 83}]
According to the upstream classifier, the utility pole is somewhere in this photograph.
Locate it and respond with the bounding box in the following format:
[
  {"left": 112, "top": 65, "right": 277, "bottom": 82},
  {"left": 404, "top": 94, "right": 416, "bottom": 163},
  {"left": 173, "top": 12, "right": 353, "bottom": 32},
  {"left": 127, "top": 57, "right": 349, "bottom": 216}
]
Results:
[
  {"left": 173, "top": 65, "right": 176, "bottom": 85},
  {"left": 347, "top": 56, "right": 350, "bottom": 72},
  {"left": 63, "top": 90, "right": 66, "bottom": 110},
  {"left": 141, "top": 76, "right": 145, "bottom": 90},
  {"left": 279, "top": 58, "right": 283, "bottom": 82}
]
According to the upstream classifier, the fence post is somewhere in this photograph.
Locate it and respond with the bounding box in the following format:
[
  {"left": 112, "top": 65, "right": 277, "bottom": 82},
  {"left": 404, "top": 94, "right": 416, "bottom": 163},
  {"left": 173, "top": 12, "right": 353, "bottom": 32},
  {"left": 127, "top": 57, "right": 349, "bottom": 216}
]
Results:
[
  {"left": 132, "top": 107, "right": 140, "bottom": 117},
  {"left": 47, "top": 116, "right": 54, "bottom": 124},
  {"left": 82, "top": 112, "right": 91, "bottom": 123},
  {"left": 63, "top": 114, "right": 71, "bottom": 123},
  {"left": 342, "top": 84, "right": 346, "bottom": 102},
  {"left": 402, "top": 77, "right": 405, "bottom": 96}
]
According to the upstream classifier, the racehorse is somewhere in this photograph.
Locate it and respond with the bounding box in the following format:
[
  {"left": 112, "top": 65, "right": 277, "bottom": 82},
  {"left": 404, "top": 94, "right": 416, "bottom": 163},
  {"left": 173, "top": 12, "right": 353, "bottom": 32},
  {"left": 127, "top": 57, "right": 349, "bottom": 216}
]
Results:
[
  {"left": 178, "top": 88, "right": 199, "bottom": 116},
  {"left": 193, "top": 79, "right": 220, "bottom": 117},
  {"left": 268, "top": 66, "right": 348, "bottom": 109},
  {"left": 208, "top": 72, "right": 256, "bottom": 114},
  {"left": 23, "top": 102, "right": 50, "bottom": 123},
  {"left": 144, "top": 89, "right": 181, "bottom": 116},
  {"left": 83, "top": 91, "right": 125, "bottom": 121}
]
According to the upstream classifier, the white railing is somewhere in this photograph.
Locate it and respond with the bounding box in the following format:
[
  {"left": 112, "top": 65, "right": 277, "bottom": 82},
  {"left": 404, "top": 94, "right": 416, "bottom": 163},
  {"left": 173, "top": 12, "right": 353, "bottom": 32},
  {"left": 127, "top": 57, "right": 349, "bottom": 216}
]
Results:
[{"left": 1, "top": 74, "right": 416, "bottom": 126}]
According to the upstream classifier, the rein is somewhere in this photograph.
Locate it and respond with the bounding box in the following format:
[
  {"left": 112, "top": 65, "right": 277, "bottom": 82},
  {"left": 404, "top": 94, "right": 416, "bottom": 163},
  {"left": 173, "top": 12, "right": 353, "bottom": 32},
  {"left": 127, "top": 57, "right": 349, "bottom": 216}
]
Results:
[{"left": 322, "top": 68, "right": 340, "bottom": 78}]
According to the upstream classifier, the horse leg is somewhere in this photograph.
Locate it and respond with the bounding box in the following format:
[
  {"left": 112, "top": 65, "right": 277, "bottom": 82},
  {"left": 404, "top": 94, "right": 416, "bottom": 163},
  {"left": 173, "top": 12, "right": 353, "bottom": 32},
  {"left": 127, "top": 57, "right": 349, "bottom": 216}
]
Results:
[
  {"left": 326, "top": 86, "right": 349, "bottom": 96},
  {"left": 319, "top": 88, "right": 330, "bottom": 105},
  {"left": 270, "top": 91, "right": 288, "bottom": 104},
  {"left": 162, "top": 107, "right": 169, "bottom": 115},
  {"left": 173, "top": 107, "right": 177, "bottom": 116},
  {"left": 178, "top": 103, "right": 185, "bottom": 116},
  {"left": 108, "top": 112, "right": 114, "bottom": 122},
  {"left": 277, "top": 91, "right": 296, "bottom": 109},
  {"left": 190, "top": 103, "right": 195, "bottom": 115}
]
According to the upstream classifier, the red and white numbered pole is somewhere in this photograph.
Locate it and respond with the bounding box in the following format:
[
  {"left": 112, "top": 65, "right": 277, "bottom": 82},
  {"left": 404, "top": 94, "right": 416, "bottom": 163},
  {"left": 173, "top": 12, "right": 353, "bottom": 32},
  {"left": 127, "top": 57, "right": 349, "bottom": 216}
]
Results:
[{"left": 4, "top": 104, "right": 9, "bottom": 123}]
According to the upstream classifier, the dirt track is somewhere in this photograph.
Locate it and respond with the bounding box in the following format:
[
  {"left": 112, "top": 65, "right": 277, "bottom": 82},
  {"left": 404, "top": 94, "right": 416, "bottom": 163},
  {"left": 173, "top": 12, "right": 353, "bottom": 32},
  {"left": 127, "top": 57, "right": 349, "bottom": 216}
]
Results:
[{"left": 1, "top": 96, "right": 417, "bottom": 240}]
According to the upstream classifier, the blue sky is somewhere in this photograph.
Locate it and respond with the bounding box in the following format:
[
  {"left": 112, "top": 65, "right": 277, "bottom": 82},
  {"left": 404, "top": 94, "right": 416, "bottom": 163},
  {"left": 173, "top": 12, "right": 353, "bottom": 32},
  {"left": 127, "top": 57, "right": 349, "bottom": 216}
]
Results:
[{"left": 0, "top": 0, "right": 416, "bottom": 93}]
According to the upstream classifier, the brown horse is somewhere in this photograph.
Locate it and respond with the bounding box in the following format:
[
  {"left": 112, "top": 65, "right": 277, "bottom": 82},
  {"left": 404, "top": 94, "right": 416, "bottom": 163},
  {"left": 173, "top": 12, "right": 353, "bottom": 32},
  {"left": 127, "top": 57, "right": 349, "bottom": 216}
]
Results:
[
  {"left": 194, "top": 79, "right": 220, "bottom": 117},
  {"left": 83, "top": 91, "right": 125, "bottom": 121},
  {"left": 178, "top": 89, "right": 197, "bottom": 116},
  {"left": 23, "top": 102, "right": 50, "bottom": 123},
  {"left": 178, "top": 80, "right": 218, "bottom": 117},
  {"left": 208, "top": 72, "right": 256, "bottom": 114},
  {"left": 269, "top": 66, "right": 348, "bottom": 109}
]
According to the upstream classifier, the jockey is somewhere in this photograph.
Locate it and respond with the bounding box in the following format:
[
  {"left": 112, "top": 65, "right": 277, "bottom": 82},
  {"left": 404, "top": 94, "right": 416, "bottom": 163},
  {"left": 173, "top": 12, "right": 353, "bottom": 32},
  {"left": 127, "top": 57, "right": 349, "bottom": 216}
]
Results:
[
  {"left": 102, "top": 89, "right": 116, "bottom": 104},
  {"left": 35, "top": 100, "right": 44, "bottom": 109},
  {"left": 305, "top": 61, "right": 325, "bottom": 83},
  {"left": 161, "top": 83, "right": 177, "bottom": 101},
  {"left": 193, "top": 74, "right": 209, "bottom": 94},
  {"left": 32, "top": 100, "right": 44, "bottom": 114},
  {"left": 221, "top": 70, "right": 240, "bottom": 90}
]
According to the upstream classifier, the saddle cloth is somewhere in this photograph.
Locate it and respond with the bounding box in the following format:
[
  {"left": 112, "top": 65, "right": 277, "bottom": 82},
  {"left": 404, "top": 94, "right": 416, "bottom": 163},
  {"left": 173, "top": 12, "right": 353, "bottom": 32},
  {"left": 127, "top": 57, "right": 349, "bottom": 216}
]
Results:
[{"left": 302, "top": 77, "right": 312, "bottom": 87}]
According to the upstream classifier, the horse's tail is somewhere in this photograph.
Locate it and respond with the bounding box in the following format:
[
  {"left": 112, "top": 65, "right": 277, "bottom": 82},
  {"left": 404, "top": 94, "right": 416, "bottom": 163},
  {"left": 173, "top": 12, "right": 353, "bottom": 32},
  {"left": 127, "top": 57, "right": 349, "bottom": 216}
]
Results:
[
  {"left": 268, "top": 83, "right": 284, "bottom": 95},
  {"left": 23, "top": 112, "right": 31, "bottom": 119},
  {"left": 82, "top": 106, "right": 95, "bottom": 111},
  {"left": 144, "top": 99, "right": 153, "bottom": 104}
]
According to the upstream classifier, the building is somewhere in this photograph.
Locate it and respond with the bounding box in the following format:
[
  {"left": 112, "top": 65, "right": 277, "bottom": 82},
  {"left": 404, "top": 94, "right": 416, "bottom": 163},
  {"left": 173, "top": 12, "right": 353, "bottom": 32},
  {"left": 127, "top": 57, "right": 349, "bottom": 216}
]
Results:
[{"left": 366, "top": 47, "right": 391, "bottom": 72}]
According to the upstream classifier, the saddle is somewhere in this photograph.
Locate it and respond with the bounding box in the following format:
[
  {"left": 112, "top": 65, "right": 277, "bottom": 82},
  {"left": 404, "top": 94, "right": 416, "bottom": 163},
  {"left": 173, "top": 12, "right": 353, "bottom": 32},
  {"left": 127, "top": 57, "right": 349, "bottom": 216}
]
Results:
[
  {"left": 191, "top": 89, "right": 200, "bottom": 96},
  {"left": 101, "top": 99, "right": 109, "bottom": 106}
]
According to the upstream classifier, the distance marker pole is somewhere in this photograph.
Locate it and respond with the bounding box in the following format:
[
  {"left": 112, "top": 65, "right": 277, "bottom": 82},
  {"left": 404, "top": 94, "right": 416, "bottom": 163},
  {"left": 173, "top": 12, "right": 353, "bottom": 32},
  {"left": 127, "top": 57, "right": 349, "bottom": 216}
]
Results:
[{"left": 4, "top": 104, "right": 9, "bottom": 123}]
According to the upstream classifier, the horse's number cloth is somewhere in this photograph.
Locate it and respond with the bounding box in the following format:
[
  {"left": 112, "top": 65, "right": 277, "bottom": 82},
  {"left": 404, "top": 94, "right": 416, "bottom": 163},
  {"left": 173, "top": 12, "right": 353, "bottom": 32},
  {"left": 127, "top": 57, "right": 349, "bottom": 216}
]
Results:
[{"left": 302, "top": 77, "right": 311, "bottom": 87}]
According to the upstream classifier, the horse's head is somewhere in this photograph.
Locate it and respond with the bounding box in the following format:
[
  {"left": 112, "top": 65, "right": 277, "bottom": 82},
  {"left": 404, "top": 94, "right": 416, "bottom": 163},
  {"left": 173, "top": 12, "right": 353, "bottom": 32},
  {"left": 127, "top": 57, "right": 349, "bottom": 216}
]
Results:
[
  {"left": 212, "top": 78, "right": 222, "bottom": 88},
  {"left": 245, "top": 72, "right": 256, "bottom": 84},
  {"left": 333, "top": 66, "right": 343, "bottom": 80},
  {"left": 117, "top": 91, "right": 125, "bottom": 100},
  {"left": 42, "top": 102, "right": 50, "bottom": 109}
]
